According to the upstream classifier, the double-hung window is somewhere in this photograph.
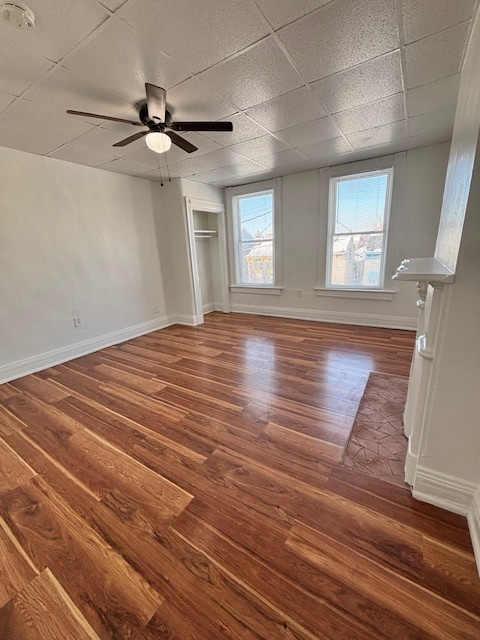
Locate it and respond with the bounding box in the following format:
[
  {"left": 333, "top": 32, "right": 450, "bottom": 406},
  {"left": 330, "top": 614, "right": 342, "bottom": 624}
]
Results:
[
  {"left": 326, "top": 168, "right": 393, "bottom": 290},
  {"left": 232, "top": 188, "right": 275, "bottom": 286}
]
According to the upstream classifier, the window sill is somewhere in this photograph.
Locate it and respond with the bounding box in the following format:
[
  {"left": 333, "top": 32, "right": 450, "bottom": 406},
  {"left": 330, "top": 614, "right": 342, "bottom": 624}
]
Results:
[
  {"left": 314, "top": 287, "right": 397, "bottom": 301},
  {"left": 230, "top": 285, "right": 284, "bottom": 296}
]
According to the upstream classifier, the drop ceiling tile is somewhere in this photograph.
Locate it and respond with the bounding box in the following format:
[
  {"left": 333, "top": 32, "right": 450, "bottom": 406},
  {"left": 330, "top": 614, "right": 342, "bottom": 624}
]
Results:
[
  {"left": 296, "top": 137, "right": 351, "bottom": 159},
  {"left": 119, "top": 146, "right": 164, "bottom": 168},
  {"left": 0, "top": 91, "right": 14, "bottom": 114},
  {"left": 402, "top": 0, "right": 475, "bottom": 44},
  {"left": 0, "top": 122, "right": 59, "bottom": 155},
  {"left": 22, "top": 67, "right": 134, "bottom": 126},
  {"left": 199, "top": 37, "right": 303, "bottom": 111},
  {"left": 256, "top": 149, "right": 306, "bottom": 168},
  {"left": 0, "top": 99, "right": 94, "bottom": 151},
  {"left": 72, "top": 126, "right": 146, "bottom": 157},
  {"left": 331, "top": 139, "right": 409, "bottom": 166},
  {"left": 222, "top": 160, "right": 268, "bottom": 177},
  {"left": 407, "top": 74, "right": 460, "bottom": 117},
  {"left": 346, "top": 120, "right": 408, "bottom": 149},
  {"left": 48, "top": 144, "right": 114, "bottom": 167},
  {"left": 230, "top": 135, "right": 289, "bottom": 159},
  {"left": 99, "top": 0, "right": 128, "bottom": 10},
  {"left": 312, "top": 51, "right": 403, "bottom": 114},
  {"left": 167, "top": 158, "right": 211, "bottom": 177},
  {"left": 246, "top": 87, "right": 327, "bottom": 132},
  {"left": 200, "top": 113, "right": 267, "bottom": 146},
  {"left": 0, "top": 40, "right": 53, "bottom": 96},
  {"left": 99, "top": 158, "right": 148, "bottom": 176},
  {"left": 333, "top": 93, "right": 405, "bottom": 135},
  {"left": 408, "top": 131, "right": 452, "bottom": 150},
  {"left": 137, "top": 169, "right": 180, "bottom": 182},
  {"left": 0, "top": 0, "right": 109, "bottom": 63},
  {"left": 405, "top": 22, "right": 469, "bottom": 89},
  {"left": 254, "top": 0, "right": 333, "bottom": 30},
  {"left": 409, "top": 107, "right": 456, "bottom": 138},
  {"left": 191, "top": 169, "right": 235, "bottom": 183},
  {"left": 119, "top": 0, "right": 269, "bottom": 73},
  {"left": 63, "top": 17, "right": 189, "bottom": 104},
  {"left": 276, "top": 116, "right": 342, "bottom": 147},
  {"left": 188, "top": 148, "right": 248, "bottom": 170},
  {"left": 277, "top": 0, "right": 398, "bottom": 83},
  {"left": 176, "top": 132, "right": 223, "bottom": 156},
  {"left": 167, "top": 78, "right": 237, "bottom": 122}
]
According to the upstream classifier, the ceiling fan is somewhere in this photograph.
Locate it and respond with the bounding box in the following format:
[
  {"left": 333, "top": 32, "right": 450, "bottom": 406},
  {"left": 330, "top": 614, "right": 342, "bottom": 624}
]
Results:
[{"left": 67, "top": 83, "right": 233, "bottom": 154}]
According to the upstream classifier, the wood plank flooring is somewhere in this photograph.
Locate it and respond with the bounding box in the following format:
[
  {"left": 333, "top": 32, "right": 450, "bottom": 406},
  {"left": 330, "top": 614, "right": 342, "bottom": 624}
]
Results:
[{"left": 0, "top": 312, "right": 479, "bottom": 639}]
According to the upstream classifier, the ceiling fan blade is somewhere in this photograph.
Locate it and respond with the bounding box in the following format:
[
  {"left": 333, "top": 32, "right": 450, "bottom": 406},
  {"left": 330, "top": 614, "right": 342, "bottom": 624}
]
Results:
[
  {"left": 145, "top": 83, "right": 166, "bottom": 123},
  {"left": 169, "top": 121, "right": 233, "bottom": 132},
  {"left": 165, "top": 131, "right": 198, "bottom": 153},
  {"left": 113, "top": 130, "right": 149, "bottom": 147},
  {"left": 66, "top": 110, "right": 143, "bottom": 126}
]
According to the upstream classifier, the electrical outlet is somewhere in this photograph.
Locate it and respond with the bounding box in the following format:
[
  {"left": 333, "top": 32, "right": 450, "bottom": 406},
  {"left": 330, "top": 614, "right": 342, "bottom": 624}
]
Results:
[
  {"left": 152, "top": 305, "right": 160, "bottom": 314},
  {"left": 73, "top": 317, "right": 82, "bottom": 328}
]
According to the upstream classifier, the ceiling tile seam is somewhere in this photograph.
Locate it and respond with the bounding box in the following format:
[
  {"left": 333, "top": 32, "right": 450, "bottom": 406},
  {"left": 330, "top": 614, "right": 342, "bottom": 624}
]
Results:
[
  {"left": 10, "top": 15, "right": 122, "bottom": 103},
  {"left": 96, "top": 1, "right": 117, "bottom": 15},
  {"left": 255, "top": 0, "right": 339, "bottom": 34},
  {"left": 59, "top": 16, "right": 135, "bottom": 71},
  {"left": 43, "top": 10, "right": 113, "bottom": 65},
  {"left": 0, "top": 97, "right": 101, "bottom": 156},
  {"left": 189, "top": 75, "right": 303, "bottom": 156},
  {"left": 247, "top": 0, "right": 354, "bottom": 153},
  {"left": 405, "top": 17, "right": 474, "bottom": 48},
  {"left": 460, "top": 2, "right": 480, "bottom": 70},
  {"left": 395, "top": 0, "right": 410, "bottom": 139}
]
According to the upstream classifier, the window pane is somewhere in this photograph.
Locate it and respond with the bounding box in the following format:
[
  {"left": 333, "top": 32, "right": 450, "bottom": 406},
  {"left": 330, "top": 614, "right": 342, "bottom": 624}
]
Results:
[
  {"left": 239, "top": 193, "right": 273, "bottom": 241},
  {"left": 239, "top": 240, "right": 273, "bottom": 284},
  {"left": 335, "top": 173, "right": 388, "bottom": 234},
  {"left": 237, "top": 191, "right": 274, "bottom": 285},
  {"left": 331, "top": 233, "right": 384, "bottom": 287}
]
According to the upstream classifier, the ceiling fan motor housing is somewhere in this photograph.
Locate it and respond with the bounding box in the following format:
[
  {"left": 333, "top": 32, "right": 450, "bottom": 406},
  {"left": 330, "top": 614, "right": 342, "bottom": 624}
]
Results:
[{"left": 139, "top": 104, "right": 172, "bottom": 128}]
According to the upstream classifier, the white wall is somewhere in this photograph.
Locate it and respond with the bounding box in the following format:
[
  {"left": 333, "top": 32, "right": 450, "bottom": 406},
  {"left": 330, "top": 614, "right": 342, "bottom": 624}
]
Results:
[
  {"left": 228, "top": 144, "right": 449, "bottom": 329},
  {"left": 0, "top": 147, "right": 170, "bottom": 381},
  {"left": 155, "top": 178, "right": 224, "bottom": 320},
  {"left": 406, "top": 11, "right": 480, "bottom": 571}
]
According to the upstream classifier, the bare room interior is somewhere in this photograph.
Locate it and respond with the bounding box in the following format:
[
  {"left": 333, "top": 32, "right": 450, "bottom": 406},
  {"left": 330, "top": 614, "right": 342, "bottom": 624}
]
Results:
[{"left": 0, "top": 0, "right": 479, "bottom": 638}]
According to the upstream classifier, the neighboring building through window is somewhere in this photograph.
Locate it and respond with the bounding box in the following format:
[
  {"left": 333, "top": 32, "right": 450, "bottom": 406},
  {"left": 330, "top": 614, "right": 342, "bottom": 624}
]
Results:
[
  {"left": 233, "top": 189, "right": 274, "bottom": 286},
  {"left": 327, "top": 168, "right": 393, "bottom": 289}
]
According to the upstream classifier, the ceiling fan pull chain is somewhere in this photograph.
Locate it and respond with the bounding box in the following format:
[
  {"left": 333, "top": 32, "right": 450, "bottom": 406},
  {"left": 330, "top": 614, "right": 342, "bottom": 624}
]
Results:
[
  {"left": 156, "top": 154, "right": 164, "bottom": 187},
  {"left": 164, "top": 147, "right": 172, "bottom": 183}
]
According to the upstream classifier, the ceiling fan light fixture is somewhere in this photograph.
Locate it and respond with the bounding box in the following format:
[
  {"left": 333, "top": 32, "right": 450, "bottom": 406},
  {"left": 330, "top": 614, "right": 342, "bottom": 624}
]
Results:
[{"left": 146, "top": 131, "right": 172, "bottom": 153}]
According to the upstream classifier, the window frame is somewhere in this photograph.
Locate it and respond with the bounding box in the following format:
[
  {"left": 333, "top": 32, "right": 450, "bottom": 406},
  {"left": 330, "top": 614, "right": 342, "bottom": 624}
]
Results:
[
  {"left": 227, "top": 178, "right": 283, "bottom": 292},
  {"left": 325, "top": 166, "right": 394, "bottom": 291}
]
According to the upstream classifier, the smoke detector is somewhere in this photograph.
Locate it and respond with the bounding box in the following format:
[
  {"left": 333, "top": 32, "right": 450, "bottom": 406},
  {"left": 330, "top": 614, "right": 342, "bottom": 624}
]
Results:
[{"left": 1, "top": 2, "right": 35, "bottom": 28}]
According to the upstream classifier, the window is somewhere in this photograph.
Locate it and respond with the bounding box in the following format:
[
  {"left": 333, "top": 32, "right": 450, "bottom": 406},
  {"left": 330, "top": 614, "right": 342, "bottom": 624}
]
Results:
[
  {"left": 233, "top": 189, "right": 275, "bottom": 286},
  {"left": 326, "top": 168, "right": 393, "bottom": 289}
]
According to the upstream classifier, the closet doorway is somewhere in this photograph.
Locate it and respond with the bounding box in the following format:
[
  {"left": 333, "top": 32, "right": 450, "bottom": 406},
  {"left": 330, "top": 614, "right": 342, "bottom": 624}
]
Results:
[{"left": 185, "top": 197, "right": 230, "bottom": 325}]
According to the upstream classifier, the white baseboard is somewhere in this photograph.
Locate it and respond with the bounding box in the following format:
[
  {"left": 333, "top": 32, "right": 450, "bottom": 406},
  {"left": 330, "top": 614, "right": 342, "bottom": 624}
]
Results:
[
  {"left": 404, "top": 445, "right": 416, "bottom": 487},
  {"left": 230, "top": 303, "right": 417, "bottom": 331},
  {"left": 173, "top": 314, "right": 199, "bottom": 326},
  {"left": 202, "top": 302, "right": 223, "bottom": 314},
  {"left": 467, "top": 487, "right": 480, "bottom": 578},
  {"left": 413, "top": 465, "right": 477, "bottom": 516},
  {"left": 0, "top": 315, "right": 177, "bottom": 384}
]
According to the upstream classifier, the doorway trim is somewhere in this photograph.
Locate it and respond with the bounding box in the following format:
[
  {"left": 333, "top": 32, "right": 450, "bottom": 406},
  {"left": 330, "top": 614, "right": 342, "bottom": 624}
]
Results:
[{"left": 185, "top": 196, "right": 230, "bottom": 325}]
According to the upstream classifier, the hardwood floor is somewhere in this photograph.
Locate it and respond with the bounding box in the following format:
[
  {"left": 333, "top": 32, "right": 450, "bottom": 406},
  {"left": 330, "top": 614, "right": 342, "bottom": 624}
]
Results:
[{"left": 0, "top": 312, "right": 479, "bottom": 639}]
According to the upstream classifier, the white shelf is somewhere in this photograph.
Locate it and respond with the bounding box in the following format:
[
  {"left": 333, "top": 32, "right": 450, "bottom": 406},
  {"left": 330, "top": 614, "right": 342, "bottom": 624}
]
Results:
[
  {"left": 194, "top": 229, "right": 218, "bottom": 238},
  {"left": 392, "top": 257, "right": 454, "bottom": 283}
]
